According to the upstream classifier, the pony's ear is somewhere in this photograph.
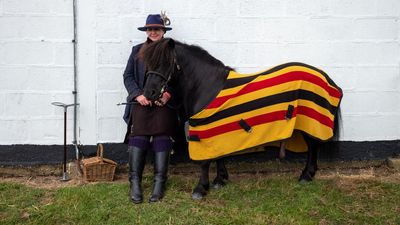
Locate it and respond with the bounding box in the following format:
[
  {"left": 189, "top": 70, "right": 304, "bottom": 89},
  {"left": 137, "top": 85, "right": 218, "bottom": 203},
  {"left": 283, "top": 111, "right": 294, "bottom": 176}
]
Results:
[{"left": 168, "top": 38, "right": 175, "bottom": 49}]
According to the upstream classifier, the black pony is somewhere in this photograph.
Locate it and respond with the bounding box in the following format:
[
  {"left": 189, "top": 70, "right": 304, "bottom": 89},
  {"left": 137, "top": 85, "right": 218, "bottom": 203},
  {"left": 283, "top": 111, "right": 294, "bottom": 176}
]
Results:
[{"left": 141, "top": 38, "right": 342, "bottom": 200}]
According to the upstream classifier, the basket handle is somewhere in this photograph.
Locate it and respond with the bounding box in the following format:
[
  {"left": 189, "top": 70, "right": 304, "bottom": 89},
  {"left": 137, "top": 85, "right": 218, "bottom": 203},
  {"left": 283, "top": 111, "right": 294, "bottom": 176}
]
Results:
[{"left": 97, "top": 143, "right": 104, "bottom": 162}]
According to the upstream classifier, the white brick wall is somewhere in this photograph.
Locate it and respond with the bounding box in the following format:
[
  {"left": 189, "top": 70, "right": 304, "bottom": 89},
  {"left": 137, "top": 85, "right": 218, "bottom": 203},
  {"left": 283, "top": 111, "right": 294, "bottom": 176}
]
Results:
[
  {"left": 0, "top": 0, "right": 74, "bottom": 145},
  {"left": 1, "top": 0, "right": 399, "bottom": 145}
]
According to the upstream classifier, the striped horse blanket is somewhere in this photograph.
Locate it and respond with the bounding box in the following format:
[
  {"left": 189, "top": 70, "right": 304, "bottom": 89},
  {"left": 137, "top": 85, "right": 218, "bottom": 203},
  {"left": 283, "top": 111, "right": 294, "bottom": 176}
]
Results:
[{"left": 187, "top": 63, "right": 342, "bottom": 160}]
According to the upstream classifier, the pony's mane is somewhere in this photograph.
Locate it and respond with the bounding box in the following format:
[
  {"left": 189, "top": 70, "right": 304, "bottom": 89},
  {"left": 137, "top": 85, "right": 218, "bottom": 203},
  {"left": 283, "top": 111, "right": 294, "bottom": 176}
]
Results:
[
  {"left": 141, "top": 38, "right": 233, "bottom": 71},
  {"left": 140, "top": 39, "right": 175, "bottom": 71},
  {"left": 176, "top": 40, "right": 233, "bottom": 71}
]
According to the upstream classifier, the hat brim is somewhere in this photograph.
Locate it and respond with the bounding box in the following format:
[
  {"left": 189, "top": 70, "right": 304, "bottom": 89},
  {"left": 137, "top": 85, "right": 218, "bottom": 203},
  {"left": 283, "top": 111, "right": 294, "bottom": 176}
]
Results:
[{"left": 138, "top": 26, "right": 172, "bottom": 31}]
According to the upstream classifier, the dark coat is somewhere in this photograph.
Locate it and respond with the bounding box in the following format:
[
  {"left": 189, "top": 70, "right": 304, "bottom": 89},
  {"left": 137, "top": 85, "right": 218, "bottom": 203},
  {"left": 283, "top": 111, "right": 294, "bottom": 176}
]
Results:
[{"left": 122, "top": 42, "right": 178, "bottom": 143}]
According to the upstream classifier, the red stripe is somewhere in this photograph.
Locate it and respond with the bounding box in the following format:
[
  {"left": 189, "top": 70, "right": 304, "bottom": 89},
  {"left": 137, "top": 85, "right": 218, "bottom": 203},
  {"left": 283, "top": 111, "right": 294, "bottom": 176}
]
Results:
[
  {"left": 189, "top": 106, "right": 333, "bottom": 139},
  {"left": 206, "top": 71, "right": 342, "bottom": 109},
  {"left": 297, "top": 106, "right": 333, "bottom": 128}
]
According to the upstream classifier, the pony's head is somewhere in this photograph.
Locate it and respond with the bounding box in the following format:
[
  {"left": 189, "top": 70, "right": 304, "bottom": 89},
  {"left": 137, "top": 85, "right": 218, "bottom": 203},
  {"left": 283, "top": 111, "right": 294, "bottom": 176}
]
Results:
[{"left": 142, "top": 38, "right": 180, "bottom": 101}]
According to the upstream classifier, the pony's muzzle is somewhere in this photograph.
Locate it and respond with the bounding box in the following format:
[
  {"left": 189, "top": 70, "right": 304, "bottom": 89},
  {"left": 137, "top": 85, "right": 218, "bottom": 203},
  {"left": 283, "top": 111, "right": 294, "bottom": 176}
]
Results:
[{"left": 144, "top": 89, "right": 160, "bottom": 101}]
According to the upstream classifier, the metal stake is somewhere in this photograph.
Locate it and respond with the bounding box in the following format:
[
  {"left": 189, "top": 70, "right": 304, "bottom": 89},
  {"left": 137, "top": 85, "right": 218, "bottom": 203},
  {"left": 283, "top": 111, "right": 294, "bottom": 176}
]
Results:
[{"left": 52, "top": 102, "right": 79, "bottom": 182}]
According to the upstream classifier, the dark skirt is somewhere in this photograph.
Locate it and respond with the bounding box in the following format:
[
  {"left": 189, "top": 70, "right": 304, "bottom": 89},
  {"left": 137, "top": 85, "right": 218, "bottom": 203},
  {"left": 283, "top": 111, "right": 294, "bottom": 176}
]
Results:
[{"left": 130, "top": 104, "right": 177, "bottom": 136}]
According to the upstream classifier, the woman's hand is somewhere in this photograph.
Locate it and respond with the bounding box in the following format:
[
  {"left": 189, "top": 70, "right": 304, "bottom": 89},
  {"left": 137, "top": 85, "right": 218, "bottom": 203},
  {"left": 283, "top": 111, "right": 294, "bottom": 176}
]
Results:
[
  {"left": 136, "top": 95, "right": 152, "bottom": 106},
  {"left": 155, "top": 92, "right": 171, "bottom": 107}
]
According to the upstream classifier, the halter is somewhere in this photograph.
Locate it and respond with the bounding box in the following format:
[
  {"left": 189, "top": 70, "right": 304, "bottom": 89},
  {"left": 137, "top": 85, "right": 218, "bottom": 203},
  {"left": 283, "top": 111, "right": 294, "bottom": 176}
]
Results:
[{"left": 145, "top": 51, "right": 181, "bottom": 99}]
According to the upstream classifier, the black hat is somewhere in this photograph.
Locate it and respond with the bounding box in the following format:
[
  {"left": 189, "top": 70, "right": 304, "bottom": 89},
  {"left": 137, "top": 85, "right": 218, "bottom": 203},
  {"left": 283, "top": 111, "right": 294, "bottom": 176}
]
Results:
[{"left": 138, "top": 14, "right": 172, "bottom": 31}]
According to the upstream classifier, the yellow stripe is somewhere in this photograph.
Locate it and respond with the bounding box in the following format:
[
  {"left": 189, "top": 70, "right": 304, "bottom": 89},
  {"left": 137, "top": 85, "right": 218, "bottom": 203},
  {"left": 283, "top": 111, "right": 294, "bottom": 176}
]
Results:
[
  {"left": 190, "top": 102, "right": 291, "bottom": 131},
  {"left": 188, "top": 112, "right": 334, "bottom": 160},
  {"left": 192, "top": 80, "right": 339, "bottom": 120},
  {"left": 220, "top": 65, "right": 339, "bottom": 96},
  {"left": 190, "top": 99, "right": 334, "bottom": 134}
]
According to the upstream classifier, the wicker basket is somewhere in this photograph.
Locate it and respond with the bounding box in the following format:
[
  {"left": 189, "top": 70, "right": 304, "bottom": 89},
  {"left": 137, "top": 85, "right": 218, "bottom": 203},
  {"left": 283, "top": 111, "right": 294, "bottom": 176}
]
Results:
[{"left": 81, "top": 144, "right": 117, "bottom": 182}]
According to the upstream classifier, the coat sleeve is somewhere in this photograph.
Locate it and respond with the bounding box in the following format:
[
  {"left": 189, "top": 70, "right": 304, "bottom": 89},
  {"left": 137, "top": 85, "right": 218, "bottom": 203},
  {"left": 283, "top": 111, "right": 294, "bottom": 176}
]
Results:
[{"left": 123, "top": 45, "right": 143, "bottom": 102}]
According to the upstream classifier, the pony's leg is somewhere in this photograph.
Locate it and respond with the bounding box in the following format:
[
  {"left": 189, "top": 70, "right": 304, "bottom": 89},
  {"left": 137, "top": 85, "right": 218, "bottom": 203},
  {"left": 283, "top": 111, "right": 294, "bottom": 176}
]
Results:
[
  {"left": 212, "top": 158, "right": 229, "bottom": 189},
  {"left": 192, "top": 160, "right": 211, "bottom": 200},
  {"left": 299, "top": 134, "right": 319, "bottom": 182},
  {"left": 279, "top": 141, "right": 286, "bottom": 159}
]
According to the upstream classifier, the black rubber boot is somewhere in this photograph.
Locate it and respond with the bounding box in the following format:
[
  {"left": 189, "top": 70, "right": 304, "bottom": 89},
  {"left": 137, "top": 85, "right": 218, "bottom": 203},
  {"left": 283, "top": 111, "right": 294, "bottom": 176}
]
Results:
[
  {"left": 149, "top": 151, "right": 170, "bottom": 203},
  {"left": 128, "top": 146, "right": 147, "bottom": 204}
]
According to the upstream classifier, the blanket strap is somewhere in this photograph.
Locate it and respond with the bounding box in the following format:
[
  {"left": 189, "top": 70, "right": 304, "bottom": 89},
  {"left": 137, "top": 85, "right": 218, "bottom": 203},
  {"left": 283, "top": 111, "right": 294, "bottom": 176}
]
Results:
[
  {"left": 187, "top": 135, "right": 200, "bottom": 142},
  {"left": 238, "top": 119, "right": 252, "bottom": 133},
  {"left": 285, "top": 105, "right": 295, "bottom": 120}
]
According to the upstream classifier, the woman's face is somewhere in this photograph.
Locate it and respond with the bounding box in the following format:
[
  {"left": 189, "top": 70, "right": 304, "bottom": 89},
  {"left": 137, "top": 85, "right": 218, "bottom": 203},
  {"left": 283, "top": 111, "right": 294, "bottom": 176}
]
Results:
[{"left": 146, "top": 27, "right": 165, "bottom": 42}]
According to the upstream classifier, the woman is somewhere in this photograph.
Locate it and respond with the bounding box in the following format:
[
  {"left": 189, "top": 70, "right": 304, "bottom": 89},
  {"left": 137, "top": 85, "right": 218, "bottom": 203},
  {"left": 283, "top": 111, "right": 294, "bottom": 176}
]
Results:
[{"left": 123, "top": 13, "right": 177, "bottom": 204}]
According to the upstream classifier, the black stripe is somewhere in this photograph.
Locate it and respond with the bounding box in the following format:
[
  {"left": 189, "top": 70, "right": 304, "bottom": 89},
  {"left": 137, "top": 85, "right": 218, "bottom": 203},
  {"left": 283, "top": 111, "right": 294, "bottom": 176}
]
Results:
[
  {"left": 223, "top": 62, "right": 342, "bottom": 92},
  {"left": 224, "top": 75, "right": 258, "bottom": 89},
  {"left": 189, "top": 89, "right": 338, "bottom": 127}
]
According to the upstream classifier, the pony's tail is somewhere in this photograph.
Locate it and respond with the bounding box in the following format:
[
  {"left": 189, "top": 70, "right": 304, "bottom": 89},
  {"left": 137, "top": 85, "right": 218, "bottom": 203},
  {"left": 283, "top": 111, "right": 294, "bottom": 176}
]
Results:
[
  {"left": 320, "top": 107, "right": 342, "bottom": 159},
  {"left": 332, "top": 107, "right": 342, "bottom": 142}
]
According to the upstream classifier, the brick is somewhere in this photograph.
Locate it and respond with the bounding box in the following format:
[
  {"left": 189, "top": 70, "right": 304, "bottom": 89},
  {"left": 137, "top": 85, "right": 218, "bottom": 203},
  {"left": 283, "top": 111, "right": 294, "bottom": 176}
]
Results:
[
  {"left": 323, "top": 66, "right": 356, "bottom": 91},
  {"left": 96, "top": 16, "right": 120, "bottom": 40},
  {"left": 0, "top": 17, "right": 25, "bottom": 39},
  {"left": 0, "top": 93, "right": 5, "bottom": 116},
  {"left": 97, "top": 117, "right": 125, "bottom": 142},
  {"left": 0, "top": 66, "right": 29, "bottom": 90},
  {"left": 353, "top": 66, "right": 400, "bottom": 91},
  {"left": 28, "top": 66, "right": 74, "bottom": 91},
  {"left": 281, "top": 42, "right": 399, "bottom": 65},
  {"left": 143, "top": 1, "right": 188, "bottom": 17},
  {"left": 50, "top": 0, "right": 73, "bottom": 15},
  {"left": 215, "top": 17, "right": 242, "bottom": 42},
  {"left": 327, "top": 0, "right": 377, "bottom": 16},
  {"left": 29, "top": 118, "right": 75, "bottom": 144},
  {"left": 237, "top": 43, "right": 286, "bottom": 67},
  {"left": 376, "top": 0, "right": 400, "bottom": 16},
  {"left": 97, "top": 0, "right": 142, "bottom": 15},
  {"left": 3, "top": 0, "right": 52, "bottom": 14},
  {"left": 0, "top": 44, "right": 3, "bottom": 64},
  {"left": 262, "top": 18, "right": 310, "bottom": 42},
  {"left": 0, "top": 16, "right": 73, "bottom": 39},
  {"left": 240, "top": 0, "right": 285, "bottom": 17},
  {"left": 3, "top": 0, "right": 72, "bottom": 15},
  {"left": 97, "top": 67, "right": 125, "bottom": 91},
  {"left": 286, "top": 0, "right": 330, "bottom": 17},
  {"left": 97, "top": 91, "right": 125, "bottom": 118},
  {"left": 190, "top": 0, "right": 239, "bottom": 17},
  {"left": 342, "top": 114, "right": 400, "bottom": 141},
  {"left": 175, "top": 18, "right": 216, "bottom": 41},
  {"left": 50, "top": 93, "right": 75, "bottom": 113},
  {"left": 200, "top": 42, "right": 238, "bottom": 67},
  {"left": 307, "top": 18, "right": 354, "bottom": 41},
  {"left": 54, "top": 42, "right": 73, "bottom": 65},
  {"left": 97, "top": 43, "right": 128, "bottom": 65},
  {"left": 341, "top": 91, "right": 399, "bottom": 114},
  {"left": 352, "top": 18, "right": 399, "bottom": 40},
  {"left": 3, "top": 42, "right": 54, "bottom": 65},
  {"left": 120, "top": 16, "right": 147, "bottom": 42},
  {"left": 238, "top": 0, "right": 267, "bottom": 17},
  {"left": 4, "top": 92, "right": 54, "bottom": 117},
  {"left": 0, "top": 119, "right": 29, "bottom": 144}
]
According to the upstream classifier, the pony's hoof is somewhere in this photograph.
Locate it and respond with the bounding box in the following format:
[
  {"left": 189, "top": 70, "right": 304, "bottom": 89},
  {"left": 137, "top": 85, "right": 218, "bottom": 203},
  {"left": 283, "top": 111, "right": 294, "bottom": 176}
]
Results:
[
  {"left": 191, "top": 192, "right": 204, "bottom": 200},
  {"left": 298, "top": 175, "right": 313, "bottom": 183},
  {"left": 298, "top": 171, "right": 314, "bottom": 183},
  {"left": 298, "top": 178, "right": 312, "bottom": 184},
  {"left": 211, "top": 180, "right": 226, "bottom": 189},
  {"left": 212, "top": 183, "right": 224, "bottom": 189}
]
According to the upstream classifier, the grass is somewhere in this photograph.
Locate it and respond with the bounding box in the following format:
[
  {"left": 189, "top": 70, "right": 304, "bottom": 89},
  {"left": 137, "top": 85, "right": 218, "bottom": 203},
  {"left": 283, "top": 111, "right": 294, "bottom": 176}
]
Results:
[{"left": 1, "top": 169, "right": 400, "bottom": 225}]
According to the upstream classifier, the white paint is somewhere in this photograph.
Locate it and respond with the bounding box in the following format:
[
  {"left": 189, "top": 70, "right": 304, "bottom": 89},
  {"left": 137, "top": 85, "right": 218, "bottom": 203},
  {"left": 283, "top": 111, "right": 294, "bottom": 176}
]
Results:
[{"left": 0, "top": 0, "right": 399, "bottom": 145}]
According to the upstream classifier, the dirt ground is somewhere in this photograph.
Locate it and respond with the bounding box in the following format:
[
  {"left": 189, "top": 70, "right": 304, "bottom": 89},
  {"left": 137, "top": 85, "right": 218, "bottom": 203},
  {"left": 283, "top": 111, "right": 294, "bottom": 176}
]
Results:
[{"left": 1, "top": 159, "right": 400, "bottom": 189}]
